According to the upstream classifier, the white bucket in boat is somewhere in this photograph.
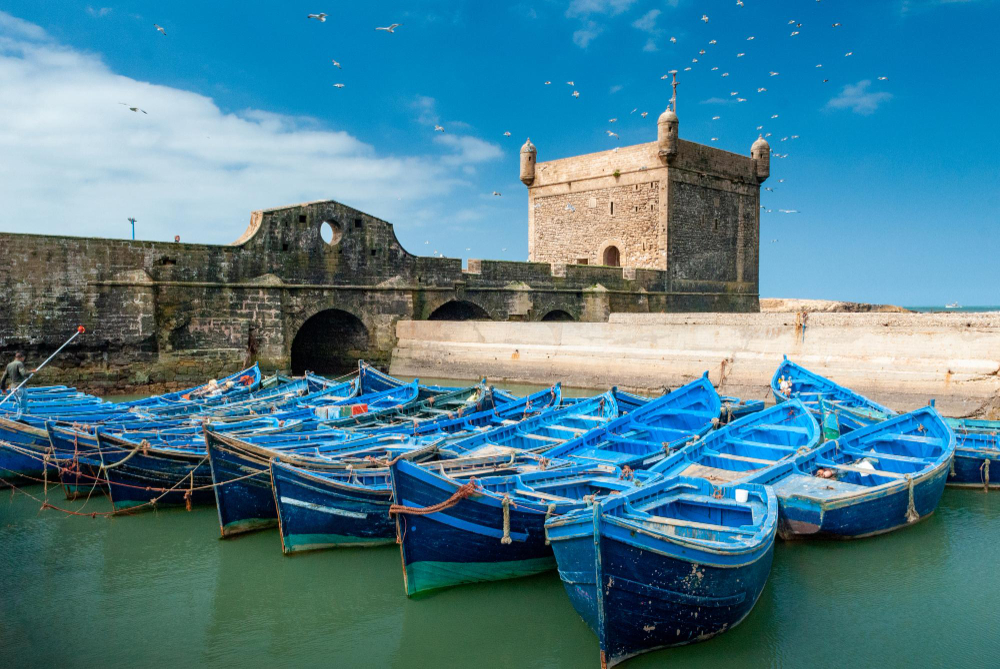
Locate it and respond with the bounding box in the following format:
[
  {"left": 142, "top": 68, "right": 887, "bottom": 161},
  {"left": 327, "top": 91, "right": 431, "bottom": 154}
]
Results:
[{"left": 734, "top": 488, "right": 749, "bottom": 503}]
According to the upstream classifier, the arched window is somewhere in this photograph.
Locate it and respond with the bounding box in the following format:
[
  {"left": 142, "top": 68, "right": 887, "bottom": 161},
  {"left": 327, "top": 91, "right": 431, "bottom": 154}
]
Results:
[{"left": 603, "top": 246, "right": 621, "bottom": 267}]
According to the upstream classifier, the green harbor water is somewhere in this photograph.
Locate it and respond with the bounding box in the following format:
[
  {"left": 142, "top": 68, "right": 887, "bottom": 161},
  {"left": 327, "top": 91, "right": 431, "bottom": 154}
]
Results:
[{"left": 3, "top": 379, "right": 1000, "bottom": 668}]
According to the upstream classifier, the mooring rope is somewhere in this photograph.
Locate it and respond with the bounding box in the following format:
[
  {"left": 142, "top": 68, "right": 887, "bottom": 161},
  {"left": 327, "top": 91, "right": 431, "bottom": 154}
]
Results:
[
  {"left": 501, "top": 494, "right": 512, "bottom": 544},
  {"left": 388, "top": 480, "right": 478, "bottom": 517},
  {"left": 544, "top": 503, "right": 556, "bottom": 545},
  {"left": 981, "top": 458, "right": 991, "bottom": 491},
  {"left": 905, "top": 475, "right": 919, "bottom": 523}
]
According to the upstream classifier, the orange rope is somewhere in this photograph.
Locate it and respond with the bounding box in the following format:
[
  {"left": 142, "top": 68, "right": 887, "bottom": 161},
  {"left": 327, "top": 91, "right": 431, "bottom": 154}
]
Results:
[{"left": 389, "top": 480, "right": 478, "bottom": 516}]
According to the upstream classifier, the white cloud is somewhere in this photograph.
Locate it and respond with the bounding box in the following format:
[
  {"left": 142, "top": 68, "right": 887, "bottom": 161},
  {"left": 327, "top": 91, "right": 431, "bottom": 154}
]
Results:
[
  {"left": 567, "top": 0, "right": 637, "bottom": 47},
  {"left": 827, "top": 80, "right": 892, "bottom": 115},
  {"left": 0, "top": 12, "right": 503, "bottom": 244},
  {"left": 609, "top": 84, "right": 623, "bottom": 94},
  {"left": 642, "top": 38, "right": 658, "bottom": 52},
  {"left": 86, "top": 6, "right": 112, "bottom": 18},
  {"left": 631, "top": 9, "right": 660, "bottom": 32},
  {"left": 411, "top": 95, "right": 439, "bottom": 125},
  {"left": 700, "top": 96, "right": 738, "bottom": 105},
  {"left": 433, "top": 134, "right": 503, "bottom": 166},
  {"left": 566, "top": 0, "right": 638, "bottom": 18},
  {"left": 573, "top": 21, "right": 602, "bottom": 47}
]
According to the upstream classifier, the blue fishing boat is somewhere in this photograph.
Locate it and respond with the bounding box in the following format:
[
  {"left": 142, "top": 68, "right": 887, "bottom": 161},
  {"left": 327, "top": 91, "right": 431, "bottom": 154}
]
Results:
[
  {"left": 745, "top": 407, "right": 955, "bottom": 539},
  {"left": 0, "top": 417, "right": 56, "bottom": 484},
  {"left": 946, "top": 418, "right": 1000, "bottom": 489},
  {"left": 650, "top": 399, "right": 820, "bottom": 483},
  {"left": 719, "top": 396, "right": 765, "bottom": 423},
  {"left": 545, "top": 477, "right": 777, "bottom": 667},
  {"left": 271, "top": 451, "right": 548, "bottom": 554},
  {"left": 440, "top": 391, "right": 619, "bottom": 457},
  {"left": 771, "top": 356, "right": 895, "bottom": 436},
  {"left": 389, "top": 458, "right": 655, "bottom": 596},
  {"left": 543, "top": 374, "right": 721, "bottom": 469},
  {"left": 91, "top": 431, "right": 216, "bottom": 512}
]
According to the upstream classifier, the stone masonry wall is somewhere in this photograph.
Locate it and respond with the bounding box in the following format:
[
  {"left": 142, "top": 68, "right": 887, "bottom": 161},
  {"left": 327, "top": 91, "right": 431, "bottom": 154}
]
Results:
[{"left": 531, "top": 181, "right": 661, "bottom": 268}]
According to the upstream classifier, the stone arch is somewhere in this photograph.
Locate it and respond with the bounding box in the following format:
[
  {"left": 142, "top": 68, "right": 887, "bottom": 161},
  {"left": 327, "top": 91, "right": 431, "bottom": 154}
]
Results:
[
  {"left": 428, "top": 300, "right": 492, "bottom": 321},
  {"left": 599, "top": 239, "right": 625, "bottom": 268},
  {"left": 290, "top": 308, "right": 370, "bottom": 375},
  {"left": 541, "top": 310, "right": 575, "bottom": 322},
  {"left": 602, "top": 246, "right": 621, "bottom": 267}
]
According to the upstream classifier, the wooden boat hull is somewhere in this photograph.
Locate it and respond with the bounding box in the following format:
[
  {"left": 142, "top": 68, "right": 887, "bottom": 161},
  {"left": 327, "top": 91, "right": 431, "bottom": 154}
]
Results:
[
  {"left": 597, "top": 523, "right": 773, "bottom": 667},
  {"left": 271, "top": 461, "right": 394, "bottom": 553},
  {"left": 0, "top": 440, "right": 50, "bottom": 484},
  {"left": 775, "top": 461, "right": 950, "bottom": 539},
  {"left": 96, "top": 435, "right": 215, "bottom": 512},
  {"left": 548, "top": 479, "right": 776, "bottom": 668},
  {"left": 390, "top": 459, "right": 555, "bottom": 597},
  {"left": 948, "top": 431, "right": 1000, "bottom": 488},
  {"left": 206, "top": 432, "right": 278, "bottom": 537}
]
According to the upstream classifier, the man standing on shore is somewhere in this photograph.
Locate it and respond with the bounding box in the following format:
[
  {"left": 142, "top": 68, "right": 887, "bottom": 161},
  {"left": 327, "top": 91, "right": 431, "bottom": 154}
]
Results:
[{"left": 0, "top": 351, "right": 31, "bottom": 394}]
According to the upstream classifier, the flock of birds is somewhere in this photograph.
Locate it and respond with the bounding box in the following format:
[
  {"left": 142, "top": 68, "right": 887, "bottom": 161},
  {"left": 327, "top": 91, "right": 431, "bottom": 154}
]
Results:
[{"left": 116, "top": 6, "right": 893, "bottom": 253}]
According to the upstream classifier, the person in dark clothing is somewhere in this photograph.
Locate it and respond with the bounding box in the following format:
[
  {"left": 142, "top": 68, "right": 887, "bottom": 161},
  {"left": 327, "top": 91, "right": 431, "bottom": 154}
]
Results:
[{"left": 1, "top": 351, "right": 31, "bottom": 393}]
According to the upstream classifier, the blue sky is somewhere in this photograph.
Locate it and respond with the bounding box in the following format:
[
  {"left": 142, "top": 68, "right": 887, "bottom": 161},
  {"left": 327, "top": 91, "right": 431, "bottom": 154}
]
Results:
[{"left": 0, "top": 1, "right": 997, "bottom": 305}]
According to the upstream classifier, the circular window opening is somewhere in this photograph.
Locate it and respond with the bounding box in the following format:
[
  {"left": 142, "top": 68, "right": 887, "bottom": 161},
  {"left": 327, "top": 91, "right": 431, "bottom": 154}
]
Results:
[{"left": 320, "top": 221, "right": 343, "bottom": 246}]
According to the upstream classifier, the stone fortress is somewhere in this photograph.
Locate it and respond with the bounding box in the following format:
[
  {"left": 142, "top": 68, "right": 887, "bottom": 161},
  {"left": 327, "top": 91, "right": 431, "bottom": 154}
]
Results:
[
  {"left": 0, "top": 86, "right": 769, "bottom": 391},
  {"left": 521, "top": 76, "right": 770, "bottom": 304}
]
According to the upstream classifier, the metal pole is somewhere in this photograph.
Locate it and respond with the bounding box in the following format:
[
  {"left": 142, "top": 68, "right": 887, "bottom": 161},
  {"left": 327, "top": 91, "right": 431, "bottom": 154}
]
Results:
[
  {"left": 128, "top": 217, "right": 136, "bottom": 240},
  {"left": 0, "top": 326, "right": 86, "bottom": 408}
]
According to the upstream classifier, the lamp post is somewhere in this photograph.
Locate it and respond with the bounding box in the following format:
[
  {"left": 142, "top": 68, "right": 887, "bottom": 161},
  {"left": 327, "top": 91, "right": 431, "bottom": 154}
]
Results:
[{"left": 127, "top": 217, "right": 136, "bottom": 240}]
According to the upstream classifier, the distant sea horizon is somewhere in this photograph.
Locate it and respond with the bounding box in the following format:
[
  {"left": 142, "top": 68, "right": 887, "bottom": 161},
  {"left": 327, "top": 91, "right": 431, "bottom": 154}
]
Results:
[{"left": 905, "top": 305, "right": 1000, "bottom": 313}]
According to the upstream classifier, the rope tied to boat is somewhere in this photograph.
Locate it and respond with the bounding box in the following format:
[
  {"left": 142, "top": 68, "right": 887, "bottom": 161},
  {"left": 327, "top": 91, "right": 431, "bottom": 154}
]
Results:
[
  {"left": 905, "top": 475, "right": 919, "bottom": 524},
  {"left": 544, "top": 503, "right": 556, "bottom": 545},
  {"left": 501, "top": 494, "right": 513, "bottom": 544},
  {"left": 950, "top": 456, "right": 956, "bottom": 478},
  {"left": 981, "top": 458, "right": 991, "bottom": 491},
  {"left": 388, "top": 480, "right": 478, "bottom": 517},
  {"left": 99, "top": 442, "right": 143, "bottom": 470}
]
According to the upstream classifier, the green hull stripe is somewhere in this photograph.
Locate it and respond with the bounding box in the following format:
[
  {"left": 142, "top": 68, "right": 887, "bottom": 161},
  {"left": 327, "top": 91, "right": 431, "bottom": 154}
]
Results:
[
  {"left": 405, "top": 556, "right": 555, "bottom": 596},
  {"left": 283, "top": 533, "right": 393, "bottom": 553},
  {"left": 221, "top": 518, "right": 277, "bottom": 537}
]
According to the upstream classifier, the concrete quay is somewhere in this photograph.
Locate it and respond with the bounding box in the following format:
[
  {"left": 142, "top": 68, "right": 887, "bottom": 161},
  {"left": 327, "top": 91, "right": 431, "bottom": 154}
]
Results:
[{"left": 390, "top": 311, "right": 1000, "bottom": 418}]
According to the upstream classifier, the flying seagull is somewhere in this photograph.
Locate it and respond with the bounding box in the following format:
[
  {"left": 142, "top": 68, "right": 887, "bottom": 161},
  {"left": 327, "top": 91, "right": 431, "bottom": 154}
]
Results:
[
  {"left": 503, "top": 131, "right": 511, "bottom": 137},
  {"left": 375, "top": 23, "right": 401, "bottom": 33},
  {"left": 608, "top": 118, "right": 617, "bottom": 123},
  {"left": 566, "top": 81, "right": 575, "bottom": 86},
  {"left": 640, "top": 111, "right": 648, "bottom": 117},
  {"left": 492, "top": 191, "right": 501, "bottom": 197},
  {"left": 333, "top": 83, "right": 345, "bottom": 88},
  {"left": 701, "top": 14, "right": 709, "bottom": 22},
  {"left": 307, "top": 14, "right": 327, "bottom": 22},
  {"left": 434, "top": 125, "right": 444, "bottom": 132},
  {"left": 607, "top": 131, "right": 619, "bottom": 139},
  {"left": 571, "top": 90, "right": 580, "bottom": 98},
  {"left": 119, "top": 103, "right": 147, "bottom": 114},
  {"left": 332, "top": 59, "right": 342, "bottom": 68},
  {"left": 544, "top": 81, "right": 551, "bottom": 85},
  {"left": 153, "top": 24, "right": 166, "bottom": 35}
]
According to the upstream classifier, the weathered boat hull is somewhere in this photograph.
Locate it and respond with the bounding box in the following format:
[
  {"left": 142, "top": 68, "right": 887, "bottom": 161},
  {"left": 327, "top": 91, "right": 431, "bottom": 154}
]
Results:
[
  {"left": 272, "top": 461, "right": 394, "bottom": 553},
  {"left": 0, "top": 440, "right": 49, "bottom": 484},
  {"left": 597, "top": 525, "right": 774, "bottom": 667},
  {"left": 97, "top": 435, "right": 216, "bottom": 512},
  {"left": 776, "top": 462, "right": 951, "bottom": 539},
  {"left": 206, "top": 432, "right": 279, "bottom": 537},
  {"left": 548, "top": 479, "right": 777, "bottom": 668},
  {"left": 947, "top": 429, "right": 1000, "bottom": 488},
  {"left": 390, "top": 459, "right": 554, "bottom": 597}
]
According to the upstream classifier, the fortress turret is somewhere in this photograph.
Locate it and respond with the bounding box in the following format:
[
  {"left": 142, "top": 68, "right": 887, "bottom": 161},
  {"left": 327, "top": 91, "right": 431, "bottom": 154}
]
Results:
[
  {"left": 751, "top": 135, "right": 770, "bottom": 183},
  {"left": 657, "top": 71, "right": 680, "bottom": 162},
  {"left": 520, "top": 138, "right": 536, "bottom": 186},
  {"left": 657, "top": 108, "right": 679, "bottom": 161}
]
